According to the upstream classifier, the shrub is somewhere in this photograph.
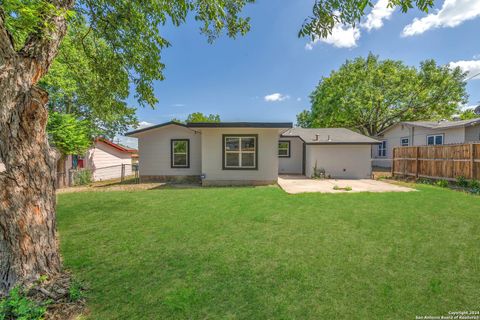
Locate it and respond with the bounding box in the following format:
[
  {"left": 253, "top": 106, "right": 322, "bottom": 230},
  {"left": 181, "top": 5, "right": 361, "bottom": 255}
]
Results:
[
  {"left": 456, "top": 176, "right": 469, "bottom": 188},
  {"left": 469, "top": 179, "right": 480, "bottom": 189},
  {"left": 435, "top": 179, "right": 449, "bottom": 188},
  {"left": 74, "top": 170, "right": 92, "bottom": 186},
  {"left": 312, "top": 162, "right": 326, "bottom": 179},
  {"left": 0, "top": 287, "right": 48, "bottom": 320}
]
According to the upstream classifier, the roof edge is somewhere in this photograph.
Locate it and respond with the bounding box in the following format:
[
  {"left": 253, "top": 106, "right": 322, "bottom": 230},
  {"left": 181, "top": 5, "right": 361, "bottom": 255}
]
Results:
[
  {"left": 186, "top": 122, "right": 293, "bottom": 128},
  {"left": 125, "top": 121, "right": 187, "bottom": 136}
]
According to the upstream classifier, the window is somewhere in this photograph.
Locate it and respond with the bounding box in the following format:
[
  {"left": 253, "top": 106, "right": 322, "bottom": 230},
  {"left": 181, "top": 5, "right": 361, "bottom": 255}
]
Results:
[
  {"left": 171, "top": 139, "right": 189, "bottom": 168},
  {"left": 278, "top": 140, "right": 290, "bottom": 158},
  {"left": 378, "top": 140, "right": 387, "bottom": 157},
  {"left": 223, "top": 135, "right": 257, "bottom": 170},
  {"left": 401, "top": 137, "right": 409, "bottom": 146},
  {"left": 426, "top": 134, "right": 444, "bottom": 146}
]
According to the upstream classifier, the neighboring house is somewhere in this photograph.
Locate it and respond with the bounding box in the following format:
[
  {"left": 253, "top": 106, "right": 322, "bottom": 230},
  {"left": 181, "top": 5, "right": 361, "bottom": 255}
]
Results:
[
  {"left": 0, "top": 139, "right": 137, "bottom": 181},
  {"left": 372, "top": 119, "right": 480, "bottom": 168},
  {"left": 65, "top": 138, "right": 137, "bottom": 181},
  {"left": 126, "top": 122, "right": 379, "bottom": 186}
]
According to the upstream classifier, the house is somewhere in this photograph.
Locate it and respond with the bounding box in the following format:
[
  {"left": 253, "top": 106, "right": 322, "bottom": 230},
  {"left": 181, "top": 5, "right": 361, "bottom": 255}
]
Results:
[
  {"left": 126, "top": 122, "right": 380, "bottom": 186},
  {"left": 64, "top": 138, "right": 137, "bottom": 181},
  {"left": 0, "top": 139, "right": 137, "bottom": 181},
  {"left": 372, "top": 119, "right": 480, "bottom": 168}
]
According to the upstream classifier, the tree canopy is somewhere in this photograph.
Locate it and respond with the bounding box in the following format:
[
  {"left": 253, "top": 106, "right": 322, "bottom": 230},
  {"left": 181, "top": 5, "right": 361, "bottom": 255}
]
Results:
[
  {"left": 297, "top": 54, "right": 468, "bottom": 136},
  {"left": 299, "top": 0, "right": 435, "bottom": 39},
  {"left": 47, "top": 112, "right": 91, "bottom": 156}
]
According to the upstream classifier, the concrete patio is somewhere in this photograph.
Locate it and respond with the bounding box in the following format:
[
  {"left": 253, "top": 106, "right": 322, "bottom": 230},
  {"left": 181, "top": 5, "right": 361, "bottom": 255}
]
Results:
[{"left": 278, "top": 175, "right": 414, "bottom": 194}]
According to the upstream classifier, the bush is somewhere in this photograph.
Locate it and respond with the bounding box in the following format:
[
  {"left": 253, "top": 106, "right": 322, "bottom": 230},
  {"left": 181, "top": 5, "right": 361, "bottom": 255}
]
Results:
[
  {"left": 312, "top": 162, "right": 326, "bottom": 179},
  {"left": 333, "top": 185, "right": 352, "bottom": 191},
  {"left": 0, "top": 287, "right": 48, "bottom": 320},
  {"left": 456, "top": 176, "right": 469, "bottom": 188},
  {"left": 469, "top": 179, "right": 480, "bottom": 189},
  {"left": 435, "top": 179, "right": 449, "bottom": 188},
  {"left": 74, "top": 170, "right": 92, "bottom": 186}
]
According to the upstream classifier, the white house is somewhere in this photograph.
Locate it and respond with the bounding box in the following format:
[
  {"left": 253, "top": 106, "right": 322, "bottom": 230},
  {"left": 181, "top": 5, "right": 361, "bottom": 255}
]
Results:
[
  {"left": 126, "top": 122, "right": 379, "bottom": 185},
  {"left": 372, "top": 119, "right": 480, "bottom": 168}
]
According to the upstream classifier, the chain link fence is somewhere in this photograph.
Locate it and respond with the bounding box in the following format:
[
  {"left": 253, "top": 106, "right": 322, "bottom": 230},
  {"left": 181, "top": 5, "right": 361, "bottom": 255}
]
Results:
[{"left": 57, "top": 164, "right": 139, "bottom": 188}]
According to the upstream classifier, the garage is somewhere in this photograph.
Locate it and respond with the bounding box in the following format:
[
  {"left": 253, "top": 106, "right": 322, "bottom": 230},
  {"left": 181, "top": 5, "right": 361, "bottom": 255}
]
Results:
[{"left": 280, "top": 128, "right": 380, "bottom": 179}]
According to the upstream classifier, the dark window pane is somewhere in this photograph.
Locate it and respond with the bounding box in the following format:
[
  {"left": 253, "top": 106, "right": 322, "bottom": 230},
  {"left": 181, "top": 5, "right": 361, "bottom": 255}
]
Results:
[
  {"left": 435, "top": 135, "right": 443, "bottom": 145},
  {"left": 226, "top": 153, "right": 239, "bottom": 167},
  {"left": 174, "top": 141, "right": 187, "bottom": 153},
  {"left": 427, "top": 136, "right": 435, "bottom": 145},
  {"left": 174, "top": 154, "right": 187, "bottom": 166},
  {"left": 279, "top": 142, "right": 289, "bottom": 149},
  {"left": 226, "top": 138, "right": 239, "bottom": 151},
  {"left": 241, "top": 138, "right": 255, "bottom": 151},
  {"left": 279, "top": 149, "right": 288, "bottom": 156},
  {"left": 242, "top": 153, "right": 254, "bottom": 167}
]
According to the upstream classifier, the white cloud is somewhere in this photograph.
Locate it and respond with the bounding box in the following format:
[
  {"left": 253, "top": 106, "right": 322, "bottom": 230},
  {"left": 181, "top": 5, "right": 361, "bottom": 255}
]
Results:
[
  {"left": 138, "top": 121, "right": 154, "bottom": 128},
  {"left": 296, "top": 97, "right": 302, "bottom": 102},
  {"left": 361, "top": 0, "right": 395, "bottom": 31},
  {"left": 449, "top": 60, "right": 480, "bottom": 80},
  {"left": 402, "top": 0, "right": 480, "bottom": 37},
  {"left": 306, "top": 24, "right": 360, "bottom": 49},
  {"left": 264, "top": 93, "right": 290, "bottom": 102}
]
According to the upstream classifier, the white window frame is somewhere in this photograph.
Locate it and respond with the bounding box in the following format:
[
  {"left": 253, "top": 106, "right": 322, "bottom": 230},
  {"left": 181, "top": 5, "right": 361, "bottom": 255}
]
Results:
[
  {"left": 378, "top": 140, "right": 387, "bottom": 157},
  {"left": 223, "top": 135, "right": 257, "bottom": 170},
  {"left": 400, "top": 137, "right": 410, "bottom": 147},
  {"left": 426, "top": 134, "right": 444, "bottom": 146}
]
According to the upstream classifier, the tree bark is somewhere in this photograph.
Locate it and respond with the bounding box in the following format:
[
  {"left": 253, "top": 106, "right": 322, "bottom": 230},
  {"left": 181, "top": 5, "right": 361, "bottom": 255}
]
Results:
[{"left": 0, "top": 0, "right": 74, "bottom": 294}]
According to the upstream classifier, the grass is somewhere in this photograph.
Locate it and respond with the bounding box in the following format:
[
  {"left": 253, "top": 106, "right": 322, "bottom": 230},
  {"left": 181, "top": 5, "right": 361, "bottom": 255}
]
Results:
[{"left": 57, "top": 184, "right": 480, "bottom": 319}]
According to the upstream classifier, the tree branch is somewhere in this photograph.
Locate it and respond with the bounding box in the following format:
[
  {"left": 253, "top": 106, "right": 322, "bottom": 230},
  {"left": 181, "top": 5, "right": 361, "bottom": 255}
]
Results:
[{"left": 18, "top": 0, "right": 75, "bottom": 84}]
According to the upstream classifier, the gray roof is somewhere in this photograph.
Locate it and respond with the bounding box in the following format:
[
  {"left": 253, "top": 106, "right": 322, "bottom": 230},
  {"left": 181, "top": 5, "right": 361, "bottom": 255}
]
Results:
[
  {"left": 400, "top": 118, "right": 480, "bottom": 130},
  {"left": 126, "top": 121, "right": 292, "bottom": 136},
  {"left": 187, "top": 122, "right": 292, "bottom": 128},
  {"left": 281, "top": 128, "right": 380, "bottom": 144}
]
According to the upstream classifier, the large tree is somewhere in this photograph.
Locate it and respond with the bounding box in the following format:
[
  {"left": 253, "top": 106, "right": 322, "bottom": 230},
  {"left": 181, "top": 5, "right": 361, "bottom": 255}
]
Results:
[
  {"left": 297, "top": 54, "right": 468, "bottom": 136},
  {"left": 0, "top": 0, "right": 254, "bottom": 294},
  {"left": 0, "top": 0, "right": 441, "bottom": 295}
]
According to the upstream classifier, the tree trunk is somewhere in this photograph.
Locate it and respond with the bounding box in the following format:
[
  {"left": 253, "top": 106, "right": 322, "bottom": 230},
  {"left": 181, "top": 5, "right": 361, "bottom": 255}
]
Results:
[
  {"left": 0, "top": 85, "right": 61, "bottom": 293},
  {"left": 0, "top": 1, "right": 74, "bottom": 294},
  {"left": 57, "top": 154, "right": 67, "bottom": 188}
]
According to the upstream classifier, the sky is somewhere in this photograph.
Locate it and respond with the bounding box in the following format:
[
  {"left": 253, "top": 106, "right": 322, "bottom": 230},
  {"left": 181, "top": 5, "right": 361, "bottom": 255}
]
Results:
[{"left": 117, "top": 0, "right": 480, "bottom": 148}]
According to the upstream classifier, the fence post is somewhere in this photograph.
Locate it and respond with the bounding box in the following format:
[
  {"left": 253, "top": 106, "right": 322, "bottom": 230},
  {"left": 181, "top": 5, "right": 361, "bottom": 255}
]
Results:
[
  {"left": 415, "top": 146, "right": 420, "bottom": 179},
  {"left": 121, "top": 164, "right": 125, "bottom": 183},
  {"left": 471, "top": 143, "right": 475, "bottom": 180},
  {"left": 391, "top": 147, "right": 395, "bottom": 178}
]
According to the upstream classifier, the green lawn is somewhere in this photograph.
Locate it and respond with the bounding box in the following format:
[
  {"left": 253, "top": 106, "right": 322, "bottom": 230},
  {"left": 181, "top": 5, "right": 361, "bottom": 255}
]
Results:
[{"left": 57, "top": 185, "right": 480, "bottom": 320}]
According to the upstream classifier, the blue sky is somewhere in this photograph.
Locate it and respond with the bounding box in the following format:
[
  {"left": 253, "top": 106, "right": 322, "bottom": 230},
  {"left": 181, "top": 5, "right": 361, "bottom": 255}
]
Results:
[{"left": 118, "top": 0, "right": 480, "bottom": 147}]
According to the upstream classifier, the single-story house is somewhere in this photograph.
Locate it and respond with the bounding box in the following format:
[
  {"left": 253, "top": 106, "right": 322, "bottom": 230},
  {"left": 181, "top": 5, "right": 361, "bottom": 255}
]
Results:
[
  {"left": 126, "top": 122, "right": 380, "bottom": 186},
  {"left": 0, "top": 139, "right": 137, "bottom": 182},
  {"left": 63, "top": 138, "right": 137, "bottom": 182},
  {"left": 372, "top": 119, "right": 480, "bottom": 168}
]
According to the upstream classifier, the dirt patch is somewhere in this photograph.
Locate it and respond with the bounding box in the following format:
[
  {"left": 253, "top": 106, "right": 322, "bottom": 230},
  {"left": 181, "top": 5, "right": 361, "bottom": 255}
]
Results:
[{"left": 57, "top": 182, "right": 201, "bottom": 193}]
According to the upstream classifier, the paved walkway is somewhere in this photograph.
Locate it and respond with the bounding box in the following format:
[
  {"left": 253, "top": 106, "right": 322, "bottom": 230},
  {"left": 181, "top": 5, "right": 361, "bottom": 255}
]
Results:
[{"left": 278, "top": 175, "right": 414, "bottom": 194}]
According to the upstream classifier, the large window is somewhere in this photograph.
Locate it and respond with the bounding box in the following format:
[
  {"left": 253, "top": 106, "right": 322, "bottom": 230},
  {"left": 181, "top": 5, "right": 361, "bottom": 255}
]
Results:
[
  {"left": 427, "top": 134, "right": 444, "bottom": 146},
  {"left": 223, "top": 135, "right": 257, "bottom": 170},
  {"left": 401, "top": 137, "right": 409, "bottom": 146},
  {"left": 278, "top": 140, "right": 290, "bottom": 158},
  {"left": 171, "top": 139, "right": 189, "bottom": 168},
  {"left": 378, "top": 140, "right": 387, "bottom": 157}
]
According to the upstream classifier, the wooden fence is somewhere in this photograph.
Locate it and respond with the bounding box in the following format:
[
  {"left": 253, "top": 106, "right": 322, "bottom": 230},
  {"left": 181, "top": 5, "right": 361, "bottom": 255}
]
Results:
[{"left": 392, "top": 143, "right": 480, "bottom": 181}]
